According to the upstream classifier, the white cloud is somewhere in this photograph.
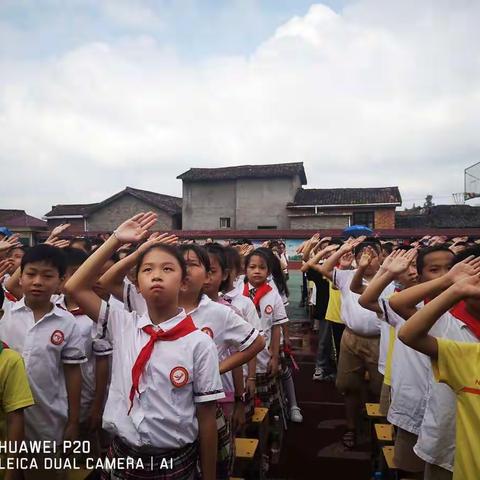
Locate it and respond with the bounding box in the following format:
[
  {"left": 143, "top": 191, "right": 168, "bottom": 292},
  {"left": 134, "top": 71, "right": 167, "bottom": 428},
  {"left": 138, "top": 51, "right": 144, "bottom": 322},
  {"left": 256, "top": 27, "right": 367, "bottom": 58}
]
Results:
[{"left": 0, "top": 1, "right": 479, "bottom": 217}]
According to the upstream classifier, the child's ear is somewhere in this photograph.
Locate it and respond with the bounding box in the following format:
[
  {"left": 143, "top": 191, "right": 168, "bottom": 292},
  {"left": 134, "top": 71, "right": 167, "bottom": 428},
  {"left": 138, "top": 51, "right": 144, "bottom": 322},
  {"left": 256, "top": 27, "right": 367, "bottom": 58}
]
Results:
[
  {"left": 180, "top": 277, "right": 189, "bottom": 293},
  {"left": 222, "top": 269, "right": 230, "bottom": 282}
]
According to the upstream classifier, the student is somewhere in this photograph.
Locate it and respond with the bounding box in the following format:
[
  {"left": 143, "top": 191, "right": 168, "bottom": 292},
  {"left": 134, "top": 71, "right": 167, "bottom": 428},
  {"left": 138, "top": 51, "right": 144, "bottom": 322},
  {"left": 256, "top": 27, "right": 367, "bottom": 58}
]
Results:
[
  {"left": 242, "top": 249, "right": 289, "bottom": 420},
  {"left": 319, "top": 237, "right": 387, "bottom": 449},
  {"left": 389, "top": 246, "right": 461, "bottom": 479},
  {"left": 177, "top": 243, "right": 264, "bottom": 480},
  {"left": 398, "top": 268, "right": 480, "bottom": 480},
  {"left": 0, "top": 286, "right": 35, "bottom": 480},
  {"left": 301, "top": 243, "right": 342, "bottom": 381},
  {"left": 0, "top": 244, "right": 86, "bottom": 480},
  {"left": 65, "top": 212, "right": 223, "bottom": 480},
  {"left": 69, "top": 237, "right": 92, "bottom": 254},
  {"left": 359, "top": 248, "right": 428, "bottom": 476}
]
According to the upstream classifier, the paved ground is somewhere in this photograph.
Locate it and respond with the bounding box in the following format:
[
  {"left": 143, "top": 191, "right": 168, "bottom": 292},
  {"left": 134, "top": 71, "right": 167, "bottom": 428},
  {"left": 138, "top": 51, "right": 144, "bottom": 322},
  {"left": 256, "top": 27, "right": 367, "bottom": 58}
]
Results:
[{"left": 267, "top": 271, "right": 372, "bottom": 480}]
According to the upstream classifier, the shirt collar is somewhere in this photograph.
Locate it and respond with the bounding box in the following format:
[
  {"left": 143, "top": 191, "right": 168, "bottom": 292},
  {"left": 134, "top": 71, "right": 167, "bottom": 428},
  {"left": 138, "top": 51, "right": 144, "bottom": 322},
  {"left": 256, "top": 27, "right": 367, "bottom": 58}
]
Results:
[
  {"left": 136, "top": 308, "right": 188, "bottom": 331},
  {"left": 223, "top": 288, "right": 239, "bottom": 300},
  {"left": 11, "top": 297, "right": 68, "bottom": 319}
]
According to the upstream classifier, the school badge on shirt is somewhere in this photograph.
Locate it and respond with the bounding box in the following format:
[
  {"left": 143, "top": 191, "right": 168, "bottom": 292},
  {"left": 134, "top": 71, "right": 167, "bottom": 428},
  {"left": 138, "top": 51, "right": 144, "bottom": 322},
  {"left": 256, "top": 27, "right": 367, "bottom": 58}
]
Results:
[
  {"left": 201, "top": 327, "right": 214, "bottom": 338},
  {"left": 170, "top": 366, "right": 189, "bottom": 388},
  {"left": 264, "top": 305, "right": 273, "bottom": 315},
  {"left": 50, "top": 330, "right": 65, "bottom": 345}
]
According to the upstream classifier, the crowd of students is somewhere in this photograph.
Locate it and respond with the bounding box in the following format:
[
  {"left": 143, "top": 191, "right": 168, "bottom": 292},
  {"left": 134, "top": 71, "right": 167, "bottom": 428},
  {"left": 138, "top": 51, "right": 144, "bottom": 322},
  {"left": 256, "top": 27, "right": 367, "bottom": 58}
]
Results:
[
  {"left": 0, "top": 216, "right": 302, "bottom": 480},
  {"left": 0, "top": 220, "right": 479, "bottom": 480},
  {"left": 299, "top": 233, "right": 479, "bottom": 480}
]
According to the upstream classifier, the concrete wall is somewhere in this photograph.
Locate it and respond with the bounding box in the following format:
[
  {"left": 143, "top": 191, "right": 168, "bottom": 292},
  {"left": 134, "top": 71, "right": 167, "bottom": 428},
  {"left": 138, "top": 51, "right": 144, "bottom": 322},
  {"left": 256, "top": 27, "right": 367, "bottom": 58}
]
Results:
[
  {"left": 182, "top": 180, "right": 237, "bottom": 230},
  {"left": 290, "top": 215, "right": 350, "bottom": 229},
  {"left": 87, "top": 195, "right": 174, "bottom": 232},
  {"left": 235, "top": 176, "right": 300, "bottom": 229}
]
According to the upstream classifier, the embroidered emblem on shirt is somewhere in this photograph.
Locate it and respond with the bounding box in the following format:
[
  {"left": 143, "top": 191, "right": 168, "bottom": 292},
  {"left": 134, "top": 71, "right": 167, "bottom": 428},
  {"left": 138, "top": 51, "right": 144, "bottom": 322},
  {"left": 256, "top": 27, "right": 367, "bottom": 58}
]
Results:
[
  {"left": 50, "top": 330, "right": 65, "bottom": 346},
  {"left": 170, "top": 366, "right": 189, "bottom": 388},
  {"left": 201, "top": 327, "right": 214, "bottom": 339},
  {"left": 264, "top": 305, "right": 273, "bottom": 315}
]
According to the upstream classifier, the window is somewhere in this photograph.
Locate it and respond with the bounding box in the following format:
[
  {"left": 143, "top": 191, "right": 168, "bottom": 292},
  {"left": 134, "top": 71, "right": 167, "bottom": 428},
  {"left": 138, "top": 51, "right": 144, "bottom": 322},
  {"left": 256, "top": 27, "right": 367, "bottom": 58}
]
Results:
[
  {"left": 257, "top": 226, "right": 277, "bottom": 230},
  {"left": 352, "top": 211, "right": 375, "bottom": 229},
  {"left": 219, "top": 217, "right": 231, "bottom": 229}
]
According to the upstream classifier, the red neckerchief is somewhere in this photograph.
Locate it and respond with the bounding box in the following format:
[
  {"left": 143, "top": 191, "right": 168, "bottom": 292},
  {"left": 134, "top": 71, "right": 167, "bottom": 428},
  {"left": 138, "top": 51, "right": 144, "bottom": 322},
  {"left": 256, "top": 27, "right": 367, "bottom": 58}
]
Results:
[
  {"left": 242, "top": 282, "right": 272, "bottom": 308},
  {"left": 450, "top": 301, "right": 480, "bottom": 340},
  {"left": 128, "top": 315, "right": 197, "bottom": 414},
  {"left": 4, "top": 291, "right": 17, "bottom": 302}
]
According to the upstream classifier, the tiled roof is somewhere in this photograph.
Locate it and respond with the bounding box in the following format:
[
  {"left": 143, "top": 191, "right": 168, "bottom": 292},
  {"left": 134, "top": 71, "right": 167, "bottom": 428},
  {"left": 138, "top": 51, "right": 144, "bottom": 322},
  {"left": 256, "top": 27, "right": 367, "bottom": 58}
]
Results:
[
  {"left": 396, "top": 205, "right": 480, "bottom": 228},
  {"left": 0, "top": 209, "right": 47, "bottom": 228},
  {"left": 289, "top": 187, "right": 402, "bottom": 206},
  {"left": 177, "top": 162, "right": 307, "bottom": 184},
  {"left": 44, "top": 187, "right": 182, "bottom": 218}
]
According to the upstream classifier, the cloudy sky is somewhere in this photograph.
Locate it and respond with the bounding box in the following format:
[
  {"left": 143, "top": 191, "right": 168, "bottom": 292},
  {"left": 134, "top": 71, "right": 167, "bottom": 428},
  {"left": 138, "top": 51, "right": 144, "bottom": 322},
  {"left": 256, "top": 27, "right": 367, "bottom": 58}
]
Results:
[{"left": 1, "top": 0, "right": 479, "bottom": 218}]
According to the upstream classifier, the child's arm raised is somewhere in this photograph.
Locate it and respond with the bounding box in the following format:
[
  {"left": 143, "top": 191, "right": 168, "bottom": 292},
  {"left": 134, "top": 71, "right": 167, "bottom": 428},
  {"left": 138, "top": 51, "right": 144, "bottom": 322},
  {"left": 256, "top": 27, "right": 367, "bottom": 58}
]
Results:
[
  {"left": 389, "top": 255, "right": 480, "bottom": 320},
  {"left": 300, "top": 244, "right": 339, "bottom": 273},
  {"left": 318, "top": 236, "right": 365, "bottom": 281},
  {"left": 98, "top": 232, "right": 178, "bottom": 302},
  {"left": 398, "top": 274, "right": 480, "bottom": 358},
  {"left": 64, "top": 212, "right": 158, "bottom": 322},
  {"left": 350, "top": 247, "right": 374, "bottom": 295}
]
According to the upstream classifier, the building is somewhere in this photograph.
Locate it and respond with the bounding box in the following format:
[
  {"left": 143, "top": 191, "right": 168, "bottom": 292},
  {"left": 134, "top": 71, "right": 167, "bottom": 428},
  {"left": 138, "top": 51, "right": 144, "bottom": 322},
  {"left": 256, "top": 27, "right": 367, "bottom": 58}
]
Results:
[
  {"left": 0, "top": 209, "right": 47, "bottom": 246},
  {"left": 178, "top": 162, "right": 400, "bottom": 230},
  {"left": 396, "top": 204, "right": 480, "bottom": 229},
  {"left": 287, "top": 187, "right": 401, "bottom": 229},
  {"left": 178, "top": 163, "right": 307, "bottom": 230},
  {"left": 44, "top": 187, "right": 182, "bottom": 233}
]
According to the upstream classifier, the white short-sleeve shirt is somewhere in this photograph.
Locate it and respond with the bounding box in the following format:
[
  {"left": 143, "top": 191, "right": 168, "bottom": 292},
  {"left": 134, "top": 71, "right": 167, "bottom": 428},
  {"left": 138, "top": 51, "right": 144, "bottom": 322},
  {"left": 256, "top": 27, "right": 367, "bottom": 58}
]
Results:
[
  {"left": 123, "top": 278, "right": 148, "bottom": 316},
  {"left": 414, "top": 312, "right": 479, "bottom": 471},
  {"left": 97, "top": 301, "right": 224, "bottom": 449},
  {"left": 188, "top": 295, "right": 259, "bottom": 396},
  {"left": 0, "top": 297, "right": 87, "bottom": 442},
  {"left": 379, "top": 300, "right": 431, "bottom": 434},
  {"left": 333, "top": 268, "right": 393, "bottom": 337},
  {"left": 221, "top": 289, "right": 262, "bottom": 332}
]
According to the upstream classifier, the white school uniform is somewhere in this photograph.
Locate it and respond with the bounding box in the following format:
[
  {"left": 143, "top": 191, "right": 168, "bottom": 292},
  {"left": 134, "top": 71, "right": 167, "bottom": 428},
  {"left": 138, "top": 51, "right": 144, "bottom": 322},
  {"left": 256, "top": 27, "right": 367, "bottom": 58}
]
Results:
[
  {"left": 242, "top": 283, "right": 289, "bottom": 374},
  {"left": 123, "top": 278, "right": 148, "bottom": 316},
  {"left": 188, "top": 294, "right": 259, "bottom": 400},
  {"left": 0, "top": 297, "right": 87, "bottom": 443},
  {"left": 221, "top": 288, "right": 262, "bottom": 332},
  {"left": 98, "top": 301, "right": 224, "bottom": 449},
  {"left": 414, "top": 311, "right": 479, "bottom": 471},
  {"left": 379, "top": 299, "right": 431, "bottom": 435}
]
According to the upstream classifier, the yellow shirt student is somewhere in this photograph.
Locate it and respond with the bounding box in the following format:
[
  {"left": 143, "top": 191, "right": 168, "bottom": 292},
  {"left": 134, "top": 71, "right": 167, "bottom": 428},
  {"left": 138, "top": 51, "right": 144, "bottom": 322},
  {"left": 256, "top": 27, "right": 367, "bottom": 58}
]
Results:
[
  {"left": 433, "top": 338, "right": 480, "bottom": 480},
  {"left": 0, "top": 346, "right": 35, "bottom": 480},
  {"left": 325, "top": 280, "right": 343, "bottom": 324}
]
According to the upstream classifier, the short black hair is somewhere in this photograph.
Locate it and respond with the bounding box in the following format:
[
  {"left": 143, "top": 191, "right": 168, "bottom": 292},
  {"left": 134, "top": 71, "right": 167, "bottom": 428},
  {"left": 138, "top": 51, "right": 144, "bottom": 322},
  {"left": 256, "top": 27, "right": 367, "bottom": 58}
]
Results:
[
  {"left": 416, "top": 245, "right": 454, "bottom": 274},
  {"left": 205, "top": 243, "right": 229, "bottom": 292},
  {"left": 353, "top": 237, "right": 382, "bottom": 257},
  {"left": 21, "top": 244, "right": 67, "bottom": 277},
  {"left": 453, "top": 245, "right": 480, "bottom": 264},
  {"left": 7, "top": 245, "right": 29, "bottom": 256},
  {"left": 136, "top": 244, "right": 187, "bottom": 280},
  {"left": 63, "top": 247, "right": 89, "bottom": 269},
  {"left": 70, "top": 237, "right": 92, "bottom": 253},
  {"left": 382, "top": 242, "right": 394, "bottom": 255},
  {"left": 178, "top": 244, "right": 211, "bottom": 272}
]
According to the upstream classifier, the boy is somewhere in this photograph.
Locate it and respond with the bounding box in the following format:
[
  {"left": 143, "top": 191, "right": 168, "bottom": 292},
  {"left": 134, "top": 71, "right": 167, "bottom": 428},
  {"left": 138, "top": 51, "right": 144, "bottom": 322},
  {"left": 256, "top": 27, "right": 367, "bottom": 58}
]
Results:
[
  {"left": 399, "top": 270, "right": 480, "bottom": 480},
  {"left": 319, "top": 237, "right": 386, "bottom": 448},
  {"left": 0, "top": 288, "right": 36, "bottom": 480},
  {"left": 0, "top": 245, "right": 87, "bottom": 479},
  {"left": 389, "top": 246, "right": 465, "bottom": 479}
]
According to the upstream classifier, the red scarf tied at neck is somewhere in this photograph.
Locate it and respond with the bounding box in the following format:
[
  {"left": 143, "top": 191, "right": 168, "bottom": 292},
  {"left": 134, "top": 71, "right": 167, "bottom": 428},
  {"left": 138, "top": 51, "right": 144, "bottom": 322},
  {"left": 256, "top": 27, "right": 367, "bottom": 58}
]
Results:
[
  {"left": 128, "top": 315, "right": 197, "bottom": 414},
  {"left": 242, "top": 282, "right": 272, "bottom": 308},
  {"left": 450, "top": 300, "right": 480, "bottom": 340}
]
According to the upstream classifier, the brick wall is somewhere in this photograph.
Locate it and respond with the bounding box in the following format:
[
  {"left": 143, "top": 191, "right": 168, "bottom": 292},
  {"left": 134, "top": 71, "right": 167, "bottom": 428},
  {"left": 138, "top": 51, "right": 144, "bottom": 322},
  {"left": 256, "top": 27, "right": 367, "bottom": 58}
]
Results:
[
  {"left": 87, "top": 195, "right": 174, "bottom": 232},
  {"left": 374, "top": 209, "right": 395, "bottom": 229}
]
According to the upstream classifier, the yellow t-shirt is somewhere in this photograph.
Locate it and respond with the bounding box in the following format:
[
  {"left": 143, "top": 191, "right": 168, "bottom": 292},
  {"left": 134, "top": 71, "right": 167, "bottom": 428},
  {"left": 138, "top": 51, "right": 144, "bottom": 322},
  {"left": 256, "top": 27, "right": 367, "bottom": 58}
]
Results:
[
  {"left": 382, "top": 326, "right": 396, "bottom": 386},
  {"left": 0, "top": 347, "right": 35, "bottom": 479},
  {"left": 433, "top": 338, "right": 480, "bottom": 480},
  {"left": 325, "top": 280, "right": 343, "bottom": 324}
]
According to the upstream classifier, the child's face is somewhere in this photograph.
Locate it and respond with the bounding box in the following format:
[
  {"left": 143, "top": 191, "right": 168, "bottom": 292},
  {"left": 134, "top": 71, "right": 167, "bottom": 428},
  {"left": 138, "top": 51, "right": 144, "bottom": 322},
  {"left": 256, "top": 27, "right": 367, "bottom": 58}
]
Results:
[
  {"left": 356, "top": 247, "right": 381, "bottom": 275},
  {"left": 420, "top": 251, "right": 454, "bottom": 282},
  {"left": 182, "top": 250, "right": 208, "bottom": 296},
  {"left": 203, "top": 254, "right": 228, "bottom": 299},
  {"left": 137, "top": 249, "right": 184, "bottom": 304},
  {"left": 397, "top": 259, "right": 419, "bottom": 287},
  {"left": 246, "top": 255, "right": 269, "bottom": 287},
  {"left": 20, "top": 261, "right": 63, "bottom": 304},
  {"left": 8, "top": 247, "right": 24, "bottom": 273}
]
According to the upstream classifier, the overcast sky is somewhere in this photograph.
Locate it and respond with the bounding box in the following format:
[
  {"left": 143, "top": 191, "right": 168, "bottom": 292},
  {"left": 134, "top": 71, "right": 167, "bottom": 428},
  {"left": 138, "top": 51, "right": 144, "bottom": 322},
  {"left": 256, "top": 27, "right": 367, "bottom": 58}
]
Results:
[{"left": 1, "top": 0, "right": 479, "bottom": 218}]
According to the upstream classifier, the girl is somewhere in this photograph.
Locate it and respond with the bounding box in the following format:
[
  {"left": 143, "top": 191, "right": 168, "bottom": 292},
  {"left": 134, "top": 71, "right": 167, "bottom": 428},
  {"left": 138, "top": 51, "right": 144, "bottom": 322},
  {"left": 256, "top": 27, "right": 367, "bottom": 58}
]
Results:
[
  {"left": 64, "top": 212, "right": 223, "bottom": 480},
  {"left": 177, "top": 243, "right": 265, "bottom": 480},
  {"left": 242, "top": 249, "right": 289, "bottom": 413}
]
